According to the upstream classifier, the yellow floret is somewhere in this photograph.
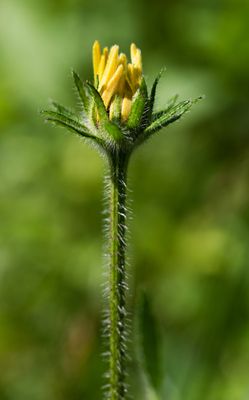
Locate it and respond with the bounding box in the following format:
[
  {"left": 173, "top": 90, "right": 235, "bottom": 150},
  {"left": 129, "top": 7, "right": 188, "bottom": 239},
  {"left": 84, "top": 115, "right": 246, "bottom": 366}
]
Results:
[
  {"left": 92, "top": 40, "right": 101, "bottom": 80},
  {"left": 99, "top": 45, "right": 119, "bottom": 91},
  {"left": 92, "top": 41, "right": 143, "bottom": 122},
  {"left": 102, "top": 64, "right": 124, "bottom": 108},
  {"left": 121, "top": 97, "right": 132, "bottom": 122}
]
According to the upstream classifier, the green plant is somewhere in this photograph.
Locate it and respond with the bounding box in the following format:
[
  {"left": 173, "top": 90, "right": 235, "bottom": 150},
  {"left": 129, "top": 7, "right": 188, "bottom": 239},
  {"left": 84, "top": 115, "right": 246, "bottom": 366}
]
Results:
[{"left": 41, "top": 41, "right": 201, "bottom": 400}]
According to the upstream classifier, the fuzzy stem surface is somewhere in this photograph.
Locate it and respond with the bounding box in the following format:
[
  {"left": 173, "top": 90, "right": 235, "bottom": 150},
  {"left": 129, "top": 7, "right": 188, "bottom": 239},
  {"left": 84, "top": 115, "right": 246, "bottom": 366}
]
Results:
[{"left": 107, "top": 149, "right": 129, "bottom": 400}]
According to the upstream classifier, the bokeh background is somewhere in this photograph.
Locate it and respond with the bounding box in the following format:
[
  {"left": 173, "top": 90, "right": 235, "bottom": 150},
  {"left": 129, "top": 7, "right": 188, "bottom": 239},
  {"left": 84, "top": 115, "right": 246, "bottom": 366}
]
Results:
[{"left": 1, "top": 0, "right": 249, "bottom": 399}]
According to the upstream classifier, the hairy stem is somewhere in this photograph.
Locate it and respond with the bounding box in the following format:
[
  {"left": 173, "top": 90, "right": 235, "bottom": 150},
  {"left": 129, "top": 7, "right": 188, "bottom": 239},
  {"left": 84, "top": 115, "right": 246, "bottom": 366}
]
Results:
[{"left": 107, "top": 149, "right": 129, "bottom": 400}]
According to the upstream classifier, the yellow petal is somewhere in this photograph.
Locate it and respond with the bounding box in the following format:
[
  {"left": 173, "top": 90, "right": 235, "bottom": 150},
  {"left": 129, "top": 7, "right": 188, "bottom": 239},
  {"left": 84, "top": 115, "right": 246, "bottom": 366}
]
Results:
[
  {"left": 121, "top": 97, "right": 132, "bottom": 122},
  {"left": 134, "top": 67, "right": 142, "bottom": 88},
  {"left": 130, "top": 43, "right": 142, "bottom": 84},
  {"left": 92, "top": 40, "right": 101, "bottom": 80},
  {"left": 97, "top": 47, "right": 109, "bottom": 87},
  {"left": 127, "top": 63, "right": 137, "bottom": 93},
  {"left": 99, "top": 45, "right": 119, "bottom": 91},
  {"left": 130, "top": 43, "right": 137, "bottom": 65},
  {"left": 102, "top": 64, "right": 124, "bottom": 108},
  {"left": 118, "top": 74, "right": 126, "bottom": 96},
  {"left": 135, "top": 48, "right": 142, "bottom": 73},
  {"left": 118, "top": 54, "right": 128, "bottom": 96},
  {"left": 98, "top": 54, "right": 107, "bottom": 83},
  {"left": 103, "top": 47, "right": 109, "bottom": 61},
  {"left": 119, "top": 53, "right": 127, "bottom": 70}
]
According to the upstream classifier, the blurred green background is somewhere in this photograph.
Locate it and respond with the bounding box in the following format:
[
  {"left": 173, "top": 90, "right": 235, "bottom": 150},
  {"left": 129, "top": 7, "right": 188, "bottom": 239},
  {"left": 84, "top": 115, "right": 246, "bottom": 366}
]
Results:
[{"left": 1, "top": 0, "right": 249, "bottom": 399}]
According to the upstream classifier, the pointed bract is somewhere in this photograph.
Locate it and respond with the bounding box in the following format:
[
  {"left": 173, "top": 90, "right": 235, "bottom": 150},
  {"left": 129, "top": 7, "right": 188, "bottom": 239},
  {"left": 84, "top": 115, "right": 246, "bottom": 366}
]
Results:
[
  {"left": 127, "top": 77, "right": 148, "bottom": 130},
  {"left": 103, "top": 120, "right": 124, "bottom": 143},
  {"left": 144, "top": 97, "right": 203, "bottom": 137},
  {"left": 109, "top": 95, "right": 122, "bottom": 122},
  {"left": 41, "top": 110, "right": 96, "bottom": 140},
  {"left": 152, "top": 94, "right": 179, "bottom": 122},
  {"left": 86, "top": 82, "right": 109, "bottom": 122},
  {"left": 147, "top": 68, "right": 166, "bottom": 122},
  {"left": 50, "top": 101, "right": 77, "bottom": 119},
  {"left": 72, "top": 71, "right": 92, "bottom": 113}
]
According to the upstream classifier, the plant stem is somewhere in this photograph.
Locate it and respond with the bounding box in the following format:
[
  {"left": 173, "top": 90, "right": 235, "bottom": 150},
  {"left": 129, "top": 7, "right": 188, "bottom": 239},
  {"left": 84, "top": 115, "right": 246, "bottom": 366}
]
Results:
[{"left": 107, "top": 149, "right": 129, "bottom": 400}]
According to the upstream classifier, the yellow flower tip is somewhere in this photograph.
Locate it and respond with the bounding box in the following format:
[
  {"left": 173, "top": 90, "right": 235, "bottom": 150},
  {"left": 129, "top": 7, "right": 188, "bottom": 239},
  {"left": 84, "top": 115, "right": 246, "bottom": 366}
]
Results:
[
  {"left": 130, "top": 43, "right": 142, "bottom": 75},
  {"left": 92, "top": 41, "right": 143, "bottom": 122},
  {"left": 97, "top": 55, "right": 105, "bottom": 81},
  {"left": 130, "top": 43, "right": 138, "bottom": 64},
  {"left": 127, "top": 63, "right": 137, "bottom": 92},
  {"left": 102, "top": 64, "right": 124, "bottom": 108},
  {"left": 103, "top": 47, "right": 109, "bottom": 61},
  {"left": 118, "top": 53, "right": 127, "bottom": 69},
  {"left": 107, "top": 64, "right": 124, "bottom": 90},
  {"left": 92, "top": 40, "right": 101, "bottom": 78},
  {"left": 99, "top": 44, "right": 119, "bottom": 91},
  {"left": 135, "top": 48, "right": 142, "bottom": 72},
  {"left": 96, "top": 47, "right": 110, "bottom": 82}
]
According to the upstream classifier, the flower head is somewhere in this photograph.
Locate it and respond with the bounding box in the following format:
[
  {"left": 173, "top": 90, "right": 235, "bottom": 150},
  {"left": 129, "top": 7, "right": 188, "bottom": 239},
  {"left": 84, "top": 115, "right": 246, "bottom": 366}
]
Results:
[
  {"left": 92, "top": 41, "right": 142, "bottom": 122},
  {"left": 42, "top": 41, "right": 201, "bottom": 155}
]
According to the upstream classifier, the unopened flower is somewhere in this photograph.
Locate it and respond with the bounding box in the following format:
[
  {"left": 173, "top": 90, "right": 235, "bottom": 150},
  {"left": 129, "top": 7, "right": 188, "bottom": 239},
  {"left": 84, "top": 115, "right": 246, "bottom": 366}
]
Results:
[
  {"left": 92, "top": 41, "right": 142, "bottom": 122},
  {"left": 42, "top": 41, "right": 201, "bottom": 155}
]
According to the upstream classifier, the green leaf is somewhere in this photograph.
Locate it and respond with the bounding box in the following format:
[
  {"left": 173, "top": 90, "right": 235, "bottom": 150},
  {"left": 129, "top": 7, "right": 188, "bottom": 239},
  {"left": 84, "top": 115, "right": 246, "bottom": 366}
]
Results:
[
  {"left": 86, "top": 82, "right": 109, "bottom": 122},
  {"left": 127, "top": 77, "right": 148, "bottom": 129},
  {"left": 72, "top": 71, "right": 92, "bottom": 113},
  {"left": 110, "top": 95, "right": 122, "bottom": 123},
  {"left": 50, "top": 100, "right": 77, "bottom": 119},
  {"left": 144, "top": 96, "right": 203, "bottom": 136},
  {"left": 86, "top": 83, "right": 123, "bottom": 142},
  {"left": 103, "top": 120, "right": 123, "bottom": 142},
  {"left": 152, "top": 94, "right": 179, "bottom": 122},
  {"left": 138, "top": 291, "right": 163, "bottom": 392},
  {"left": 41, "top": 110, "right": 97, "bottom": 140},
  {"left": 148, "top": 68, "right": 166, "bottom": 121},
  {"left": 87, "top": 82, "right": 124, "bottom": 142}
]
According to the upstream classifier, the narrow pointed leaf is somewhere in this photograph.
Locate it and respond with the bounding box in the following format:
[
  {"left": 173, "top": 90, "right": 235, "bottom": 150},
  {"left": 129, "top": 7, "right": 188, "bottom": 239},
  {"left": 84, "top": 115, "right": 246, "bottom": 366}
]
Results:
[
  {"left": 72, "top": 71, "right": 92, "bottom": 112},
  {"left": 50, "top": 101, "right": 77, "bottom": 119},
  {"left": 152, "top": 94, "right": 179, "bottom": 121},
  {"left": 127, "top": 77, "right": 148, "bottom": 130},
  {"left": 103, "top": 120, "right": 123, "bottom": 142},
  {"left": 41, "top": 110, "right": 97, "bottom": 140},
  {"left": 147, "top": 68, "right": 166, "bottom": 121},
  {"left": 86, "top": 82, "right": 108, "bottom": 122},
  {"left": 144, "top": 97, "right": 202, "bottom": 136}
]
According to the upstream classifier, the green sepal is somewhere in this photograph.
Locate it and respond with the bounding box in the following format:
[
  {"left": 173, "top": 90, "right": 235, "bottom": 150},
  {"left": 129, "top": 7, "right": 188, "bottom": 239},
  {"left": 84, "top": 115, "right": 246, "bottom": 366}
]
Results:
[
  {"left": 103, "top": 120, "right": 123, "bottom": 143},
  {"left": 50, "top": 101, "right": 77, "bottom": 119},
  {"left": 110, "top": 95, "right": 122, "bottom": 123},
  {"left": 144, "top": 96, "right": 203, "bottom": 136},
  {"left": 147, "top": 68, "right": 166, "bottom": 122},
  {"left": 41, "top": 110, "right": 97, "bottom": 140},
  {"left": 152, "top": 94, "right": 179, "bottom": 122},
  {"left": 86, "top": 82, "right": 109, "bottom": 122},
  {"left": 72, "top": 71, "right": 92, "bottom": 113},
  {"left": 127, "top": 77, "right": 148, "bottom": 129},
  {"left": 86, "top": 83, "right": 123, "bottom": 143}
]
